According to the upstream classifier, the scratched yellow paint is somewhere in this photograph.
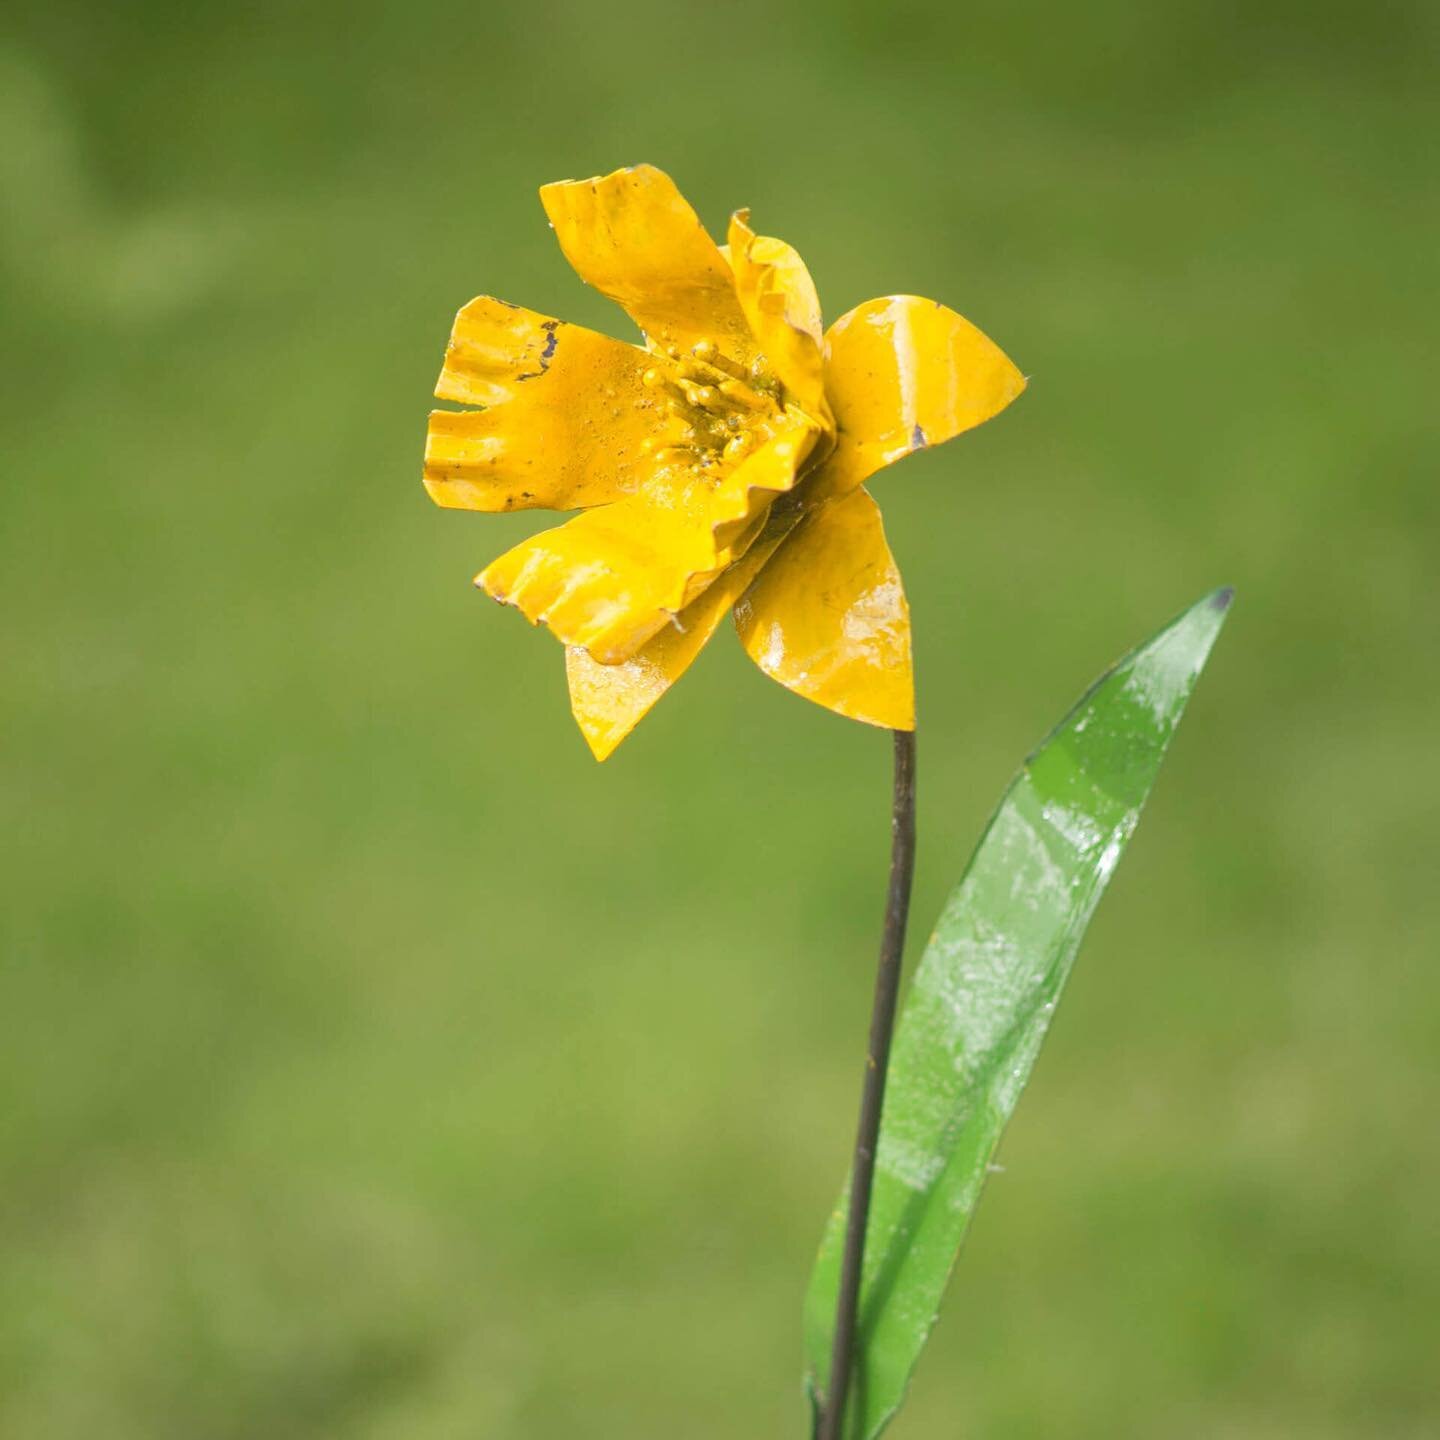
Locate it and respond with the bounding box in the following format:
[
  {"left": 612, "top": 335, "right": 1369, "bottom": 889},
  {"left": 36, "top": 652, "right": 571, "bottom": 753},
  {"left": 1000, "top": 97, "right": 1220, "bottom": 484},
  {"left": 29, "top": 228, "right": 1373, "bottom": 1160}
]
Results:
[
  {"left": 422, "top": 164, "right": 1024, "bottom": 758},
  {"left": 735, "top": 486, "right": 915, "bottom": 731}
]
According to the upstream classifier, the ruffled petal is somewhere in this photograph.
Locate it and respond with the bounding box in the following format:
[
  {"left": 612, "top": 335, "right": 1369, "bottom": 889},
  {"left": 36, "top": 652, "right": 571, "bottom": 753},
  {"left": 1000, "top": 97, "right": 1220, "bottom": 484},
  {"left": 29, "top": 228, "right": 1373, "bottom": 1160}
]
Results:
[
  {"left": 564, "top": 517, "right": 793, "bottom": 761},
  {"left": 734, "top": 486, "right": 914, "bottom": 730},
  {"left": 540, "top": 165, "right": 753, "bottom": 361},
  {"left": 424, "top": 296, "right": 656, "bottom": 512},
  {"left": 480, "top": 417, "right": 821, "bottom": 664},
  {"left": 821, "top": 295, "right": 1025, "bottom": 493},
  {"left": 726, "top": 211, "right": 828, "bottom": 421}
]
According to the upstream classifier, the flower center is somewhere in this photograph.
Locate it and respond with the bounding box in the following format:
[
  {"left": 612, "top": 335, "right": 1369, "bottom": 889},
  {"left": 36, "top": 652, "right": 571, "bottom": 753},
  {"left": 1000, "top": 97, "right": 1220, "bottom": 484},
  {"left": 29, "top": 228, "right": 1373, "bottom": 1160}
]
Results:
[{"left": 639, "top": 338, "right": 784, "bottom": 470}]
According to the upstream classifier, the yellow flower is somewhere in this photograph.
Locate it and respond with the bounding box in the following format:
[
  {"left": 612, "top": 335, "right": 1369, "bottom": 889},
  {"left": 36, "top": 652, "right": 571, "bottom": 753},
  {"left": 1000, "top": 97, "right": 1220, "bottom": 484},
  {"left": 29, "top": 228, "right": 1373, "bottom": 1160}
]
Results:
[{"left": 424, "top": 165, "right": 1024, "bottom": 760}]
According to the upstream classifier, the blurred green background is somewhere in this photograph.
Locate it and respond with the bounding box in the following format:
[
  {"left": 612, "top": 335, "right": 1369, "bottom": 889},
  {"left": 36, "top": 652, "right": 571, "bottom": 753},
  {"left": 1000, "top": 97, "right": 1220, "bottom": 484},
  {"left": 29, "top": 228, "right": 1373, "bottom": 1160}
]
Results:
[{"left": 3, "top": 1, "right": 1436, "bottom": 1435}]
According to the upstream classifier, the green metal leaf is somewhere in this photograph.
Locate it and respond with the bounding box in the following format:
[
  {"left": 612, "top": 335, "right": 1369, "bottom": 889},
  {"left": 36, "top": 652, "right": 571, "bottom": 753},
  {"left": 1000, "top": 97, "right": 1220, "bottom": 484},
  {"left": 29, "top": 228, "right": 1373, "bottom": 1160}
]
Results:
[{"left": 804, "top": 588, "right": 1233, "bottom": 1440}]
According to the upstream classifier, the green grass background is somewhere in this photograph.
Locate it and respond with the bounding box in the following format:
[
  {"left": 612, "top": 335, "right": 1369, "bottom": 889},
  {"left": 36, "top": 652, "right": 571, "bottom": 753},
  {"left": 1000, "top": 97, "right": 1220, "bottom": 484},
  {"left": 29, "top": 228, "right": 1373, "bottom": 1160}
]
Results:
[{"left": 3, "top": 2, "right": 1436, "bottom": 1435}]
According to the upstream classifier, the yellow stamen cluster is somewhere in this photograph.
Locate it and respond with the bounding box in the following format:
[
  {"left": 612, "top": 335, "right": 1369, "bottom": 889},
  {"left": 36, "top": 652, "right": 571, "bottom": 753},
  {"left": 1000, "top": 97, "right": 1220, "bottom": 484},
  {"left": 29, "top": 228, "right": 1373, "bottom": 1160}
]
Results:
[{"left": 639, "top": 339, "right": 782, "bottom": 469}]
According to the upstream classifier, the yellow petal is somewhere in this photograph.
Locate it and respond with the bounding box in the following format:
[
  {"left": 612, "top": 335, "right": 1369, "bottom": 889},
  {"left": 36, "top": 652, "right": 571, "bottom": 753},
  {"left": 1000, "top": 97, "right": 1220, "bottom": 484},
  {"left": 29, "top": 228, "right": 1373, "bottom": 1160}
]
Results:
[
  {"left": 480, "top": 418, "right": 820, "bottom": 664},
  {"left": 424, "top": 297, "right": 657, "bottom": 512},
  {"left": 821, "top": 295, "right": 1025, "bottom": 493},
  {"left": 726, "top": 210, "right": 829, "bottom": 421},
  {"left": 564, "top": 518, "right": 794, "bottom": 761},
  {"left": 540, "top": 165, "right": 753, "bottom": 361},
  {"left": 734, "top": 486, "right": 914, "bottom": 731}
]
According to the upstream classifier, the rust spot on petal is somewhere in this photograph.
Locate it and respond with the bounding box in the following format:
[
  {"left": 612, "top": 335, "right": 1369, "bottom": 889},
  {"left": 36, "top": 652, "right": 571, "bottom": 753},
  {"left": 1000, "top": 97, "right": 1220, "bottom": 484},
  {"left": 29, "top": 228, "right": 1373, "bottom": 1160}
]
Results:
[{"left": 515, "top": 321, "right": 560, "bottom": 381}]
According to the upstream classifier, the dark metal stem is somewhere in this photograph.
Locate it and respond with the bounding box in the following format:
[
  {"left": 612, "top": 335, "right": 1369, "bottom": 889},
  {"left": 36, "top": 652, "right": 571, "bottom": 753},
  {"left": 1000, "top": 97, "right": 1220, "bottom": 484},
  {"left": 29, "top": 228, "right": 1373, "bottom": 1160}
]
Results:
[{"left": 818, "top": 728, "right": 918, "bottom": 1440}]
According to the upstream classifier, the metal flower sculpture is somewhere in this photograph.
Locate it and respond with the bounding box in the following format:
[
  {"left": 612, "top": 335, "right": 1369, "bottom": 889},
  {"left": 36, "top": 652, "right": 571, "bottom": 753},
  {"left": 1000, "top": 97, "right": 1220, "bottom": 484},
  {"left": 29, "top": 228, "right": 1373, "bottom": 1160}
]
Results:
[{"left": 419, "top": 166, "right": 1228, "bottom": 1440}]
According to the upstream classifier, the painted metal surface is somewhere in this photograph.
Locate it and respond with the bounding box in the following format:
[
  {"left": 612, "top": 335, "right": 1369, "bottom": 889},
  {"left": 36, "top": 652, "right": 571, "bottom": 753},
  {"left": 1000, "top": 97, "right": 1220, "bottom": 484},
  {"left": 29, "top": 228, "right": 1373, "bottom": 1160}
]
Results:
[
  {"left": 803, "top": 590, "right": 1233, "bottom": 1439},
  {"left": 423, "top": 164, "right": 1025, "bottom": 757}
]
